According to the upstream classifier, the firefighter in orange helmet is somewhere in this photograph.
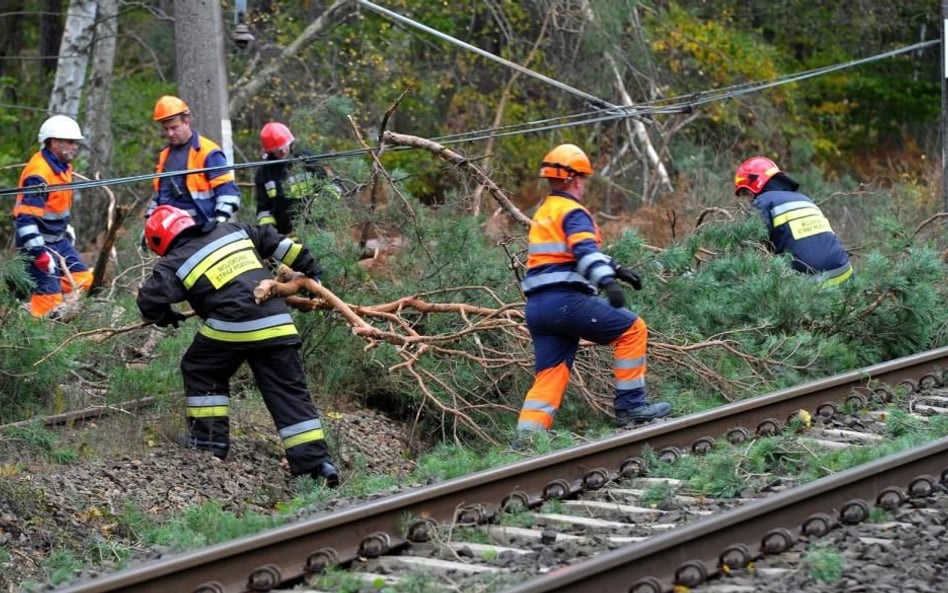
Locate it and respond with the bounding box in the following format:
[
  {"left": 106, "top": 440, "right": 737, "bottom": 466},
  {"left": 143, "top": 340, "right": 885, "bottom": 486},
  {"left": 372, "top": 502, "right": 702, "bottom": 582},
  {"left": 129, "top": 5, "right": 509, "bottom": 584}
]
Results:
[
  {"left": 145, "top": 95, "right": 240, "bottom": 227},
  {"left": 137, "top": 205, "right": 340, "bottom": 487},
  {"left": 515, "top": 144, "right": 671, "bottom": 440},
  {"left": 734, "top": 156, "right": 853, "bottom": 287},
  {"left": 254, "top": 121, "right": 341, "bottom": 235},
  {"left": 13, "top": 115, "right": 94, "bottom": 317}
]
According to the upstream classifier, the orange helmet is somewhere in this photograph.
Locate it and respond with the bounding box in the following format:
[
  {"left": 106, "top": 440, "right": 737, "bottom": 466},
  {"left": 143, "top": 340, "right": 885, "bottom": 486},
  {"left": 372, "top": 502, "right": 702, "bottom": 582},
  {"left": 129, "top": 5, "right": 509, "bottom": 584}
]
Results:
[
  {"left": 260, "top": 122, "right": 295, "bottom": 154},
  {"left": 539, "top": 144, "right": 593, "bottom": 180},
  {"left": 153, "top": 95, "right": 190, "bottom": 122},
  {"left": 734, "top": 156, "right": 780, "bottom": 195},
  {"left": 144, "top": 205, "right": 196, "bottom": 255}
]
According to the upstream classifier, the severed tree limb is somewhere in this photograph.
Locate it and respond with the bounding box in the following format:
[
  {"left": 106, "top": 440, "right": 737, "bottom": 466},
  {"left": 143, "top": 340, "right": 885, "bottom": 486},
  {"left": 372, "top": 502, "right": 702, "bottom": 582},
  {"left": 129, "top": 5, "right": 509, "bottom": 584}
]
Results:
[{"left": 381, "top": 131, "right": 533, "bottom": 229}]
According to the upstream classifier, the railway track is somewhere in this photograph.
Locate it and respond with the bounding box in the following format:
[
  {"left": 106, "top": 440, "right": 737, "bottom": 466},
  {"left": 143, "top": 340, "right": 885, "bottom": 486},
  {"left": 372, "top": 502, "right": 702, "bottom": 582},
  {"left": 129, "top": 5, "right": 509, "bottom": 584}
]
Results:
[{"left": 54, "top": 346, "right": 948, "bottom": 593}]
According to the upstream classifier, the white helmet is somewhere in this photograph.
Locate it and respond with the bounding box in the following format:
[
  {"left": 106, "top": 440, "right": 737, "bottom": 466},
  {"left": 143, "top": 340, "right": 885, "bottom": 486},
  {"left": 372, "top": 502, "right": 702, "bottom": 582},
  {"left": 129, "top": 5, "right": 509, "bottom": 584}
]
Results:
[{"left": 38, "top": 114, "right": 84, "bottom": 146}]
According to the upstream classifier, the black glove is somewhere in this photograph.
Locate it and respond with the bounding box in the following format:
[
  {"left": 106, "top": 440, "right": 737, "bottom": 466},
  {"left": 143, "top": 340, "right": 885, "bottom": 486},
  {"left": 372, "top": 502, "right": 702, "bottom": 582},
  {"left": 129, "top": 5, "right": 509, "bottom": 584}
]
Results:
[
  {"left": 154, "top": 310, "right": 189, "bottom": 329},
  {"left": 615, "top": 265, "right": 643, "bottom": 290},
  {"left": 604, "top": 282, "right": 626, "bottom": 309},
  {"left": 301, "top": 263, "right": 322, "bottom": 282}
]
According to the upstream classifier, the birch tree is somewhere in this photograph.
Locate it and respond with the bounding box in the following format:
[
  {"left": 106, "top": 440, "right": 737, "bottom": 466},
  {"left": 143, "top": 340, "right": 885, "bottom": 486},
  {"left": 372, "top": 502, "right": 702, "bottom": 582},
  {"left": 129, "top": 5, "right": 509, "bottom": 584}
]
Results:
[
  {"left": 47, "top": 0, "right": 97, "bottom": 117},
  {"left": 74, "top": 0, "right": 118, "bottom": 248}
]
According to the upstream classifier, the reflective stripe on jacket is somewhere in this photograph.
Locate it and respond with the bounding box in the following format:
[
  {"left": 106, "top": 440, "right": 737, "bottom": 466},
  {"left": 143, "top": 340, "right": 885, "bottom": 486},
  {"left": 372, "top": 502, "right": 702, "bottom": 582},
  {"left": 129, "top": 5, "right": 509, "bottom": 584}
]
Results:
[
  {"left": 136, "top": 223, "right": 318, "bottom": 345},
  {"left": 520, "top": 191, "right": 614, "bottom": 295},
  {"left": 152, "top": 133, "right": 240, "bottom": 222},
  {"left": 751, "top": 189, "right": 851, "bottom": 278},
  {"left": 13, "top": 149, "right": 73, "bottom": 253}
]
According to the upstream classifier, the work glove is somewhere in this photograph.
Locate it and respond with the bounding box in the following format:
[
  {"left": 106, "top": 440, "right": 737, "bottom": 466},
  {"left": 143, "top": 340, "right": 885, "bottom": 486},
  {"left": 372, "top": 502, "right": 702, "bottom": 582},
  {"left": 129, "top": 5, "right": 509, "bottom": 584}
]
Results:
[
  {"left": 154, "top": 310, "right": 189, "bottom": 329},
  {"left": 300, "top": 261, "right": 323, "bottom": 282},
  {"left": 201, "top": 215, "right": 227, "bottom": 233},
  {"left": 604, "top": 281, "right": 626, "bottom": 309},
  {"left": 33, "top": 251, "right": 56, "bottom": 275},
  {"left": 65, "top": 224, "right": 76, "bottom": 245},
  {"left": 615, "top": 264, "right": 643, "bottom": 291}
]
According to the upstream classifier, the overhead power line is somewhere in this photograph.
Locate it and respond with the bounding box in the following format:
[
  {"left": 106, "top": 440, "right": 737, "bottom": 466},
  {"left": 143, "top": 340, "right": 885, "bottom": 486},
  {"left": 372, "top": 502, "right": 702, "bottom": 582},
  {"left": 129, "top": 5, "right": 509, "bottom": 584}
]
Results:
[{"left": 0, "top": 37, "right": 938, "bottom": 198}]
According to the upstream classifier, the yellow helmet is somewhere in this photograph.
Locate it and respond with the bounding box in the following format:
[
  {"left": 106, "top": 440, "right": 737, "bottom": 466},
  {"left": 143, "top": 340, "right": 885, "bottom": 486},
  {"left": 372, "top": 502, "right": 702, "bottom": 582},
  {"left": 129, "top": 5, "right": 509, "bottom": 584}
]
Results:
[{"left": 539, "top": 144, "right": 593, "bottom": 180}]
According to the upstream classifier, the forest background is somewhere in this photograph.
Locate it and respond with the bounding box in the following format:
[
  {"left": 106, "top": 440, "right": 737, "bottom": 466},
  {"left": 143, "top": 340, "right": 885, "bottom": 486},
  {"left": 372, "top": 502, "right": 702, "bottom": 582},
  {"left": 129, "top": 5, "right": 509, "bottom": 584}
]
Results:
[{"left": 0, "top": 0, "right": 945, "bottom": 445}]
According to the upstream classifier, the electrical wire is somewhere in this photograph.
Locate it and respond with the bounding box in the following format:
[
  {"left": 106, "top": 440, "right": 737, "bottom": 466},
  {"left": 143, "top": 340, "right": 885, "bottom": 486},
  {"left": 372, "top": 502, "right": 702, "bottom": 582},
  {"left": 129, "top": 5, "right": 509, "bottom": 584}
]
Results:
[{"left": 0, "top": 38, "right": 938, "bottom": 198}]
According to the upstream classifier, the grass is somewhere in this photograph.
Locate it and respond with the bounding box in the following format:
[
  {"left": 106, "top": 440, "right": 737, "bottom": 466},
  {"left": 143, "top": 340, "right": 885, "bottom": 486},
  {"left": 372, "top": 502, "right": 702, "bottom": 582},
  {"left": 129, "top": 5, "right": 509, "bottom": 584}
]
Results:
[{"left": 806, "top": 544, "right": 845, "bottom": 582}]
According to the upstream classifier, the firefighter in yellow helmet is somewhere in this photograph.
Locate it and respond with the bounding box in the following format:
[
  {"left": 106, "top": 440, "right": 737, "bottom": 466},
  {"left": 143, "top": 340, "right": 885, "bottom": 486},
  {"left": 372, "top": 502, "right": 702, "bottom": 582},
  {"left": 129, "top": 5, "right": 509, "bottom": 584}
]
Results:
[
  {"left": 145, "top": 95, "right": 240, "bottom": 228},
  {"left": 515, "top": 144, "right": 671, "bottom": 441}
]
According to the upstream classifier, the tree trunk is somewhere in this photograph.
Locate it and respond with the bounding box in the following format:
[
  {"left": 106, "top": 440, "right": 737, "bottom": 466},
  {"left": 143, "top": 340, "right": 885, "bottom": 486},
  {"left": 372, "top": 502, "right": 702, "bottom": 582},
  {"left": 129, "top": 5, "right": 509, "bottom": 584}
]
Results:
[
  {"left": 47, "top": 0, "right": 97, "bottom": 116},
  {"left": 77, "top": 0, "right": 118, "bottom": 250},
  {"left": 0, "top": 0, "right": 26, "bottom": 80},
  {"left": 40, "top": 0, "right": 64, "bottom": 76},
  {"left": 173, "top": 0, "right": 231, "bottom": 161}
]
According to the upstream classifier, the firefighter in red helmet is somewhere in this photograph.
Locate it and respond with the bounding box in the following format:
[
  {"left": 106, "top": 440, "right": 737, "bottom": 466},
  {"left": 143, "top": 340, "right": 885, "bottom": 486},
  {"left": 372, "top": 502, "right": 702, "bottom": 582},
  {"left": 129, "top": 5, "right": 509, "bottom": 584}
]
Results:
[
  {"left": 734, "top": 156, "right": 853, "bottom": 287},
  {"left": 255, "top": 122, "right": 341, "bottom": 235},
  {"left": 137, "top": 205, "right": 340, "bottom": 487},
  {"left": 515, "top": 144, "right": 671, "bottom": 443}
]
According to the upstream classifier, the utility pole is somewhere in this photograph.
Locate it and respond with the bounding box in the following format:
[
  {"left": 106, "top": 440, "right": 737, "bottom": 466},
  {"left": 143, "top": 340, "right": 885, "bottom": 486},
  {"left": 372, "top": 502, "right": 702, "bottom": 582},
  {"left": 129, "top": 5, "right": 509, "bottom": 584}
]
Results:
[{"left": 172, "top": 0, "right": 233, "bottom": 164}]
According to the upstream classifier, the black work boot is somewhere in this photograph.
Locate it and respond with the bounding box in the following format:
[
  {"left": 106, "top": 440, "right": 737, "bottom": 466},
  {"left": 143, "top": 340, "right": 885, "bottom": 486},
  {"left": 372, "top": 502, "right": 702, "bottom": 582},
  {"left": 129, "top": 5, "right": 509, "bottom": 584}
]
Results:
[
  {"left": 180, "top": 435, "right": 230, "bottom": 460},
  {"left": 615, "top": 402, "right": 672, "bottom": 428},
  {"left": 311, "top": 461, "right": 340, "bottom": 488}
]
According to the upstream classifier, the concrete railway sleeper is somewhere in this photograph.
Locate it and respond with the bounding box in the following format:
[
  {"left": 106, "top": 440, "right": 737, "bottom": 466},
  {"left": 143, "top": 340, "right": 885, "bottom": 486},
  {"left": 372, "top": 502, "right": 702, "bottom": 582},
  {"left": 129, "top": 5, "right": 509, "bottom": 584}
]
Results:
[{"left": 52, "top": 347, "right": 948, "bottom": 593}]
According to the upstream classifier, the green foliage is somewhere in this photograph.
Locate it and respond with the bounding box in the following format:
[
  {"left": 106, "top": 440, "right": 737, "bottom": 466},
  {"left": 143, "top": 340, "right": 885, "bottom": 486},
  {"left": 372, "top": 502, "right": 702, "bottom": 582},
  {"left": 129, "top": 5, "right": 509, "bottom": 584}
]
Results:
[
  {"left": 807, "top": 545, "right": 845, "bottom": 583},
  {"left": 0, "top": 422, "right": 77, "bottom": 464},
  {"left": 639, "top": 481, "right": 677, "bottom": 509},
  {"left": 0, "top": 313, "right": 81, "bottom": 423},
  {"left": 143, "top": 501, "right": 281, "bottom": 550}
]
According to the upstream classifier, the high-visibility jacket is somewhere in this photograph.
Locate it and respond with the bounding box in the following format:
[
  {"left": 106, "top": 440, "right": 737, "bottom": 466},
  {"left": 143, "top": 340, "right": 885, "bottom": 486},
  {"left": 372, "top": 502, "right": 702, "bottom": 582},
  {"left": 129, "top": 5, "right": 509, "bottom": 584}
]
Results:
[
  {"left": 13, "top": 149, "right": 73, "bottom": 253},
  {"left": 149, "top": 132, "right": 240, "bottom": 223},
  {"left": 136, "top": 223, "right": 321, "bottom": 345},
  {"left": 253, "top": 147, "right": 341, "bottom": 234},
  {"left": 520, "top": 191, "right": 615, "bottom": 295},
  {"left": 752, "top": 189, "right": 852, "bottom": 286}
]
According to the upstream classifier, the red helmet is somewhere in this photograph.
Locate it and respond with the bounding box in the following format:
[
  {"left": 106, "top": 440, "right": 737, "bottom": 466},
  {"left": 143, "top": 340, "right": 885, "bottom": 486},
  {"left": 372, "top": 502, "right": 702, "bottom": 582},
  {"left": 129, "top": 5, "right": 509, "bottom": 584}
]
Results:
[
  {"left": 145, "top": 205, "right": 196, "bottom": 255},
  {"left": 539, "top": 143, "right": 593, "bottom": 180},
  {"left": 260, "top": 122, "right": 295, "bottom": 154},
  {"left": 734, "top": 156, "right": 780, "bottom": 195}
]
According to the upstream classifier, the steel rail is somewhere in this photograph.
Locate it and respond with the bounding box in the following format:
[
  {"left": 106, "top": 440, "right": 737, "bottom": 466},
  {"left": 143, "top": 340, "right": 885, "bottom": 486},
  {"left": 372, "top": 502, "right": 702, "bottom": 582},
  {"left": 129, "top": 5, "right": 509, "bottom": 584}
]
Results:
[
  {"left": 501, "top": 433, "right": 948, "bottom": 593},
  {"left": 54, "top": 346, "right": 948, "bottom": 593}
]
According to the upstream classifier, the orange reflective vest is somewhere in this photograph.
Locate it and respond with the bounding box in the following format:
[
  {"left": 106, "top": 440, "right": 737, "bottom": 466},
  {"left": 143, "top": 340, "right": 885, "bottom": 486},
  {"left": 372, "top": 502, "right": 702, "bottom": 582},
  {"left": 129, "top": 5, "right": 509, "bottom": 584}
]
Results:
[
  {"left": 13, "top": 150, "right": 73, "bottom": 250},
  {"left": 521, "top": 194, "right": 603, "bottom": 295}
]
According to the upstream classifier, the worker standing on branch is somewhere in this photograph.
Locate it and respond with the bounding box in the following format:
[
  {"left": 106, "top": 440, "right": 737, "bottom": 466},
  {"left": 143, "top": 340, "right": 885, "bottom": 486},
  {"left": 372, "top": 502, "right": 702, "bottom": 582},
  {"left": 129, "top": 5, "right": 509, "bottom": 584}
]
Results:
[
  {"left": 734, "top": 156, "right": 853, "bottom": 287},
  {"left": 516, "top": 144, "right": 671, "bottom": 438},
  {"left": 136, "top": 205, "right": 340, "bottom": 487},
  {"left": 145, "top": 95, "right": 240, "bottom": 227},
  {"left": 13, "top": 115, "right": 93, "bottom": 317},
  {"left": 255, "top": 121, "right": 342, "bottom": 235}
]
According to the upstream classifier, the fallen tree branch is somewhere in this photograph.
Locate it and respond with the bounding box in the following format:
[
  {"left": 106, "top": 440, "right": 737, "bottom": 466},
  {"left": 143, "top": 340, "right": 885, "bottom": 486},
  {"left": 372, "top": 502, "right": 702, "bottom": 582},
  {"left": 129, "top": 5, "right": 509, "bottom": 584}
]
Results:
[{"left": 381, "top": 130, "right": 533, "bottom": 229}]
